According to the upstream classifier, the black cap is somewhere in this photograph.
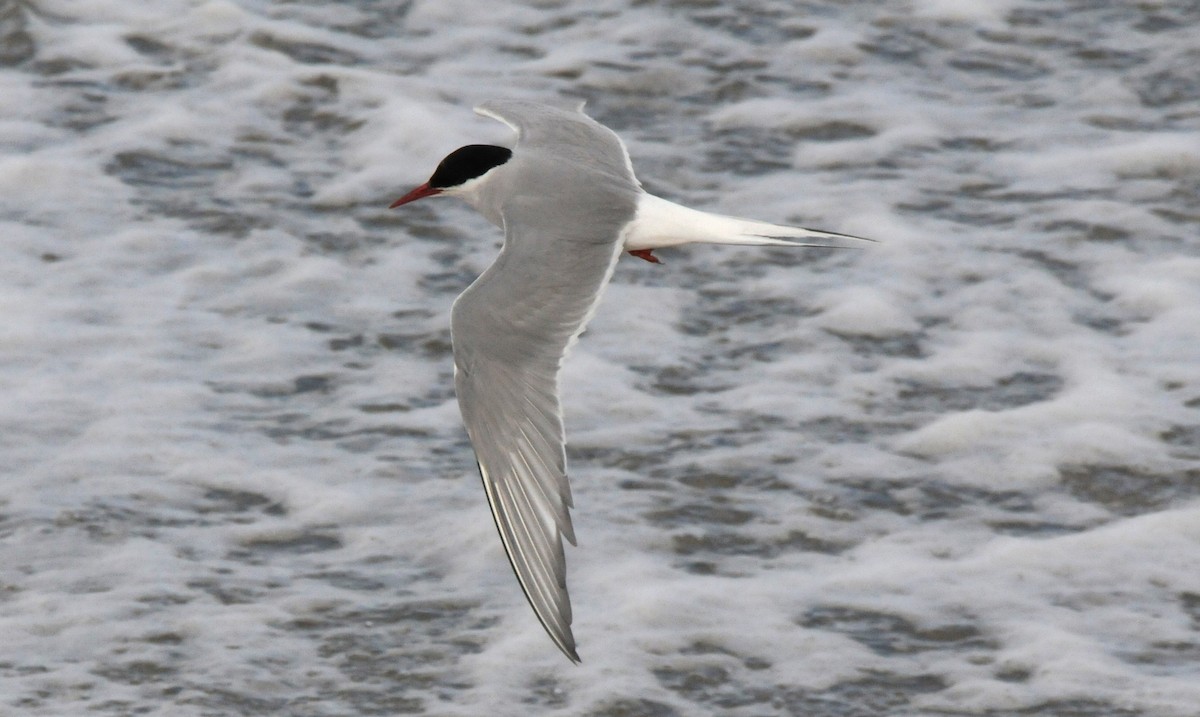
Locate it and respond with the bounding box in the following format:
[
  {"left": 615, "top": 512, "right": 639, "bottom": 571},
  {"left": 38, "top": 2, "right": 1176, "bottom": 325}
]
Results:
[{"left": 429, "top": 145, "right": 513, "bottom": 189}]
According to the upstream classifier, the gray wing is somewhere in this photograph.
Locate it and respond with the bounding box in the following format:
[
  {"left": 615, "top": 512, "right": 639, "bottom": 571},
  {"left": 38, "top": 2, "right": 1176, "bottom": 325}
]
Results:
[
  {"left": 451, "top": 101, "right": 639, "bottom": 662},
  {"left": 475, "top": 99, "right": 638, "bottom": 187}
]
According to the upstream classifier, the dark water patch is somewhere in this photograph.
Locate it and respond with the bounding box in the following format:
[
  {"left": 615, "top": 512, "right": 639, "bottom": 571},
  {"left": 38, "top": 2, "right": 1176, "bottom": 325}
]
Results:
[
  {"left": 687, "top": 1, "right": 801, "bottom": 46},
  {"left": 1042, "top": 219, "right": 1131, "bottom": 243},
  {"left": 949, "top": 50, "right": 1052, "bottom": 81},
  {"left": 524, "top": 675, "right": 570, "bottom": 709},
  {"left": 176, "top": 687, "right": 290, "bottom": 715},
  {"left": 832, "top": 331, "right": 925, "bottom": 359},
  {"left": 789, "top": 121, "right": 877, "bottom": 142},
  {"left": 1180, "top": 592, "right": 1200, "bottom": 628},
  {"left": 816, "top": 478, "right": 1036, "bottom": 523},
  {"left": 705, "top": 127, "right": 795, "bottom": 176},
  {"left": 575, "top": 443, "right": 673, "bottom": 475},
  {"left": 586, "top": 697, "right": 682, "bottom": 717},
  {"left": 208, "top": 371, "right": 443, "bottom": 450},
  {"left": 0, "top": 512, "right": 18, "bottom": 541},
  {"left": 329, "top": 1, "right": 416, "bottom": 40},
  {"left": 704, "top": 121, "right": 877, "bottom": 178},
  {"left": 642, "top": 362, "right": 735, "bottom": 395},
  {"left": 802, "top": 605, "right": 994, "bottom": 656},
  {"left": 895, "top": 371, "right": 1063, "bottom": 413},
  {"left": 92, "top": 659, "right": 177, "bottom": 686},
  {"left": 681, "top": 639, "right": 772, "bottom": 670},
  {"left": 357, "top": 401, "right": 409, "bottom": 414},
  {"left": 250, "top": 31, "right": 363, "bottom": 66},
  {"left": 894, "top": 195, "right": 1019, "bottom": 227},
  {"left": 197, "top": 488, "right": 286, "bottom": 518},
  {"left": 1085, "top": 115, "right": 1164, "bottom": 132},
  {"left": 1076, "top": 312, "right": 1125, "bottom": 335},
  {"left": 1135, "top": 67, "right": 1200, "bottom": 108},
  {"left": 304, "top": 229, "right": 377, "bottom": 254},
  {"left": 0, "top": 1, "right": 35, "bottom": 66},
  {"left": 107, "top": 150, "right": 232, "bottom": 189},
  {"left": 294, "top": 598, "right": 489, "bottom": 634},
  {"left": 780, "top": 672, "right": 947, "bottom": 717},
  {"left": 1006, "top": 4, "right": 1068, "bottom": 27},
  {"left": 940, "top": 136, "right": 1010, "bottom": 152},
  {"left": 113, "top": 67, "right": 192, "bottom": 92},
  {"left": 142, "top": 631, "right": 185, "bottom": 645},
  {"left": 1011, "top": 248, "right": 1098, "bottom": 294},
  {"left": 1153, "top": 206, "right": 1200, "bottom": 226},
  {"left": 1132, "top": 6, "right": 1190, "bottom": 33},
  {"left": 328, "top": 333, "right": 364, "bottom": 351},
  {"left": 283, "top": 93, "right": 364, "bottom": 138},
  {"left": 982, "top": 699, "right": 1143, "bottom": 717},
  {"left": 377, "top": 328, "right": 454, "bottom": 359},
  {"left": 645, "top": 501, "right": 755, "bottom": 529},
  {"left": 996, "top": 665, "right": 1032, "bottom": 682},
  {"left": 305, "top": 570, "right": 388, "bottom": 592},
  {"left": 0, "top": 661, "right": 50, "bottom": 676},
  {"left": 136, "top": 591, "right": 192, "bottom": 607},
  {"left": 1059, "top": 464, "right": 1200, "bottom": 516},
  {"left": 673, "top": 291, "right": 808, "bottom": 339},
  {"left": 974, "top": 186, "right": 1102, "bottom": 204},
  {"left": 208, "top": 374, "right": 336, "bottom": 398},
  {"left": 678, "top": 471, "right": 744, "bottom": 491},
  {"left": 667, "top": 455, "right": 796, "bottom": 493},
  {"left": 858, "top": 27, "right": 939, "bottom": 64},
  {"left": 1161, "top": 424, "right": 1200, "bottom": 460},
  {"left": 674, "top": 527, "right": 847, "bottom": 560},
  {"left": 293, "top": 374, "right": 333, "bottom": 394},
  {"left": 655, "top": 662, "right": 770, "bottom": 710},
  {"left": 259, "top": 416, "right": 431, "bottom": 449},
  {"left": 987, "top": 519, "right": 1088, "bottom": 537},
  {"left": 124, "top": 34, "right": 173, "bottom": 60},
  {"left": 1117, "top": 640, "right": 1200, "bottom": 675},
  {"left": 53, "top": 501, "right": 199, "bottom": 541},
  {"left": 184, "top": 578, "right": 260, "bottom": 605},
  {"left": 1071, "top": 46, "right": 1148, "bottom": 71},
  {"left": 36, "top": 79, "right": 114, "bottom": 131},
  {"left": 150, "top": 201, "right": 272, "bottom": 238},
  {"left": 237, "top": 530, "right": 343, "bottom": 557},
  {"left": 795, "top": 416, "right": 915, "bottom": 443},
  {"left": 275, "top": 598, "right": 491, "bottom": 710},
  {"left": 673, "top": 464, "right": 790, "bottom": 492}
]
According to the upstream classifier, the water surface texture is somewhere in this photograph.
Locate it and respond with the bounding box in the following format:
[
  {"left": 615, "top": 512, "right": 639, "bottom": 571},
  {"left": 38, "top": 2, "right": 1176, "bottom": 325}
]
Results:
[{"left": 2, "top": 1, "right": 1199, "bottom": 715}]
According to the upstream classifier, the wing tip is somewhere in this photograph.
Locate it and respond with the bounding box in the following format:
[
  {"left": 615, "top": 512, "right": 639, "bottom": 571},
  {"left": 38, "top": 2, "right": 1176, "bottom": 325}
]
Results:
[
  {"left": 550, "top": 623, "right": 581, "bottom": 663},
  {"left": 476, "top": 460, "right": 581, "bottom": 663},
  {"left": 564, "top": 643, "right": 582, "bottom": 663}
]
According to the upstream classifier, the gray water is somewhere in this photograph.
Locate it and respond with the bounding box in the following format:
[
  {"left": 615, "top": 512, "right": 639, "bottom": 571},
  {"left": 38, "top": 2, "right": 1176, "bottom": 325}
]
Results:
[{"left": 2, "top": 1, "right": 1199, "bottom": 715}]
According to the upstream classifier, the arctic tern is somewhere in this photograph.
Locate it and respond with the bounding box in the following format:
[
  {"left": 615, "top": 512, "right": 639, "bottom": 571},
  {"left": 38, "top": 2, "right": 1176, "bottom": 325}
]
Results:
[{"left": 390, "top": 100, "right": 870, "bottom": 662}]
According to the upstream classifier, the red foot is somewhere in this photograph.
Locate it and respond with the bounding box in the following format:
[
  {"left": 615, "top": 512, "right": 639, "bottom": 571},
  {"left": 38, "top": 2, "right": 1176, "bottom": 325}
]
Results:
[{"left": 629, "top": 249, "right": 662, "bottom": 264}]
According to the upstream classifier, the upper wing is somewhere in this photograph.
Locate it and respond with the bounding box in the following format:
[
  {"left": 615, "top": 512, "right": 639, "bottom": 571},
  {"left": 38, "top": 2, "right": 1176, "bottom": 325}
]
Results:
[
  {"left": 475, "top": 99, "right": 638, "bottom": 187},
  {"left": 452, "top": 228, "right": 620, "bottom": 663},
  {"left": 451, "top": 102, "right": 640, "bottom": 661}
]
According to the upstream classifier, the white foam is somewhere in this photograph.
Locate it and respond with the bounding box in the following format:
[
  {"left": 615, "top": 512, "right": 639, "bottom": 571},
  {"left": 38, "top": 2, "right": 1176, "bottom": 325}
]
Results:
[
  {"left": 813, "top": 285, "right": 921, "bottom": 337},
  {"left": 3, "top": 1, "right": 1198, "bottom": 714}
]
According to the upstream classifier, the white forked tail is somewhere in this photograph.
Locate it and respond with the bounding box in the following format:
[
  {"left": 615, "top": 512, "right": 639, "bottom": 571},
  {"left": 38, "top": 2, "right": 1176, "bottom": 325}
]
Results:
[{"left": 622, "top": 193, "right": 874, "bottom": 252}]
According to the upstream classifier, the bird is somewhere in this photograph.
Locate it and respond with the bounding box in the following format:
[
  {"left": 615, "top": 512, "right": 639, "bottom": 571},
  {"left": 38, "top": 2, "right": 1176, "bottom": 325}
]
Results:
[{"left": 389, "top": 100, "right": 871, "bottom": 662}]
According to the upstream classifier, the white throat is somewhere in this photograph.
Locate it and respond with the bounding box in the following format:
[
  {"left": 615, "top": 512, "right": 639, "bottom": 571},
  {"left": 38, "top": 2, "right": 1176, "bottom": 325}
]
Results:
[{"left": 445, "top": 170, "right": 503, "bottom": 227}]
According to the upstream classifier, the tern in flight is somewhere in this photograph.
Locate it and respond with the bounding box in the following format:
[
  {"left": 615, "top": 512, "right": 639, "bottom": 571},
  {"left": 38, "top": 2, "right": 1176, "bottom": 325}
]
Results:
[{"left": 390, "top": 100, "right": 870, "bottom": 662}]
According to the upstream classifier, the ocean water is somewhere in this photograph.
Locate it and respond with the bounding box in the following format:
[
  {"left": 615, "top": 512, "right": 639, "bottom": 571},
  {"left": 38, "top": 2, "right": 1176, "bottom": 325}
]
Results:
[{"left": 2, "top": 0, "right": 1199, "bottom": 715}]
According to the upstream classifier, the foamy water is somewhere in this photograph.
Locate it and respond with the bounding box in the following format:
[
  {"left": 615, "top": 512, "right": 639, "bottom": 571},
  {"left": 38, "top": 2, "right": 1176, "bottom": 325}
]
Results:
[{"left": 2, "top": 1, "right": 1198, "bottom": 715}]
